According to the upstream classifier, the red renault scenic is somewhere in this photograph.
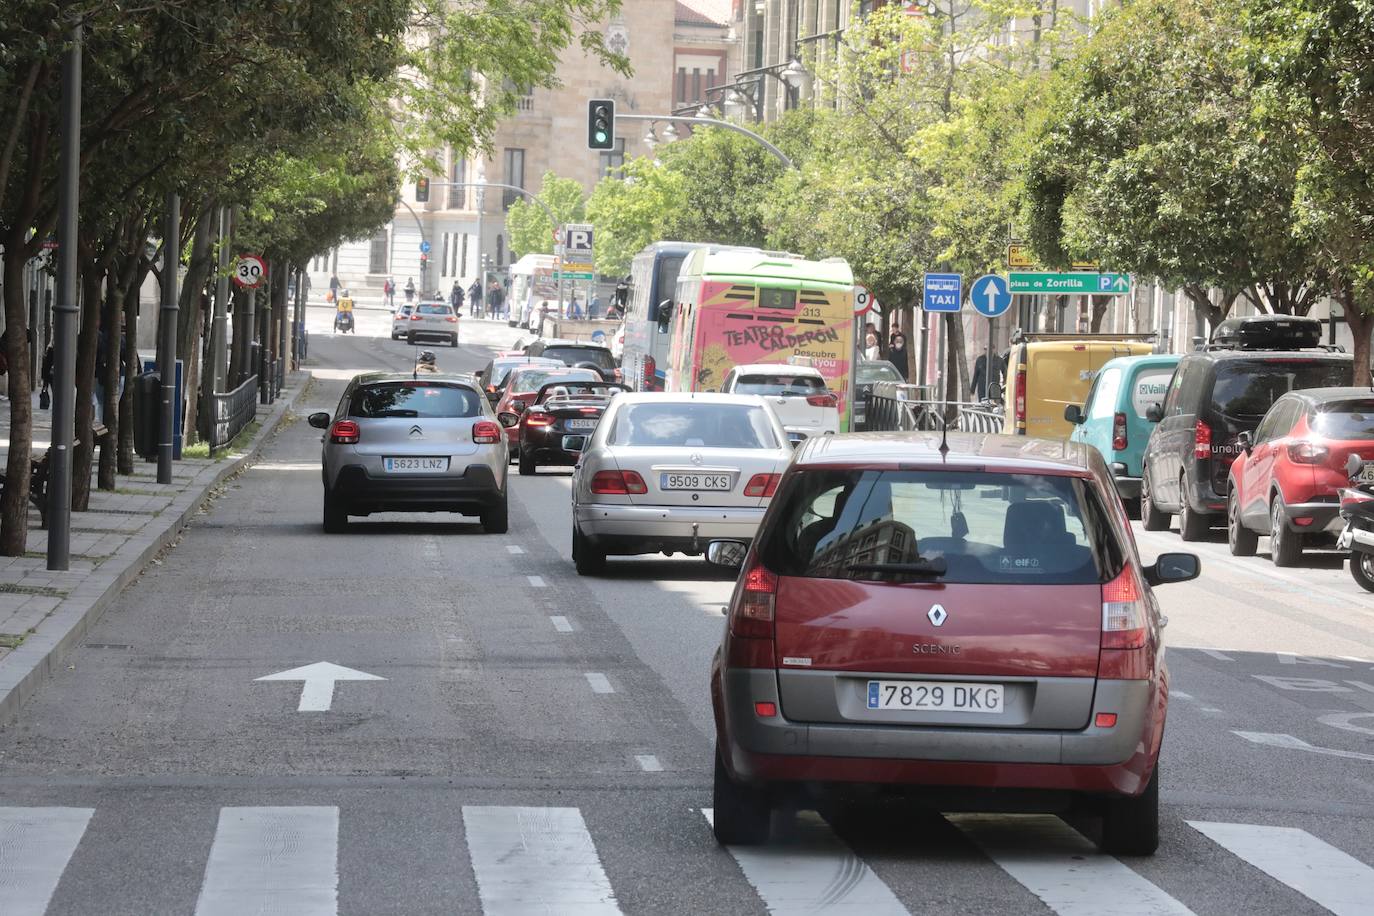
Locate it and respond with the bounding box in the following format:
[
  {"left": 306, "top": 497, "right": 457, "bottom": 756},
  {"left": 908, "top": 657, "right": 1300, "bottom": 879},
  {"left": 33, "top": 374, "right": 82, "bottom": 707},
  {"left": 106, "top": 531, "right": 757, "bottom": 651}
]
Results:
[{"left": 708, "top": 432, "right": 1199, "bottom": 854}]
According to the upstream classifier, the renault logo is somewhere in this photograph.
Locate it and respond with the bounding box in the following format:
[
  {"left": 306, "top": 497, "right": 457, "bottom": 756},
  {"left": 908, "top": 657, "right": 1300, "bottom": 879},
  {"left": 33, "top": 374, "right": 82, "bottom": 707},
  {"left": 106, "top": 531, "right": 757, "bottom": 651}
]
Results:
[
  {"left": 927, "top": 604, "right": 948, "bottom": 627},
  {"left": 409, "top": 425, "right": 424, "bottom": 438}
]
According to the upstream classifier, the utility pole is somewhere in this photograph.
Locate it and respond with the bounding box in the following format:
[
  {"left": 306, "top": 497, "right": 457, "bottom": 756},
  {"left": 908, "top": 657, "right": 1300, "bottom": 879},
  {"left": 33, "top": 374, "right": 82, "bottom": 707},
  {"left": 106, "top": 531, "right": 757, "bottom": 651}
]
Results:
[
  {"left": 157, "top": 193, "right": 179, "bottom": 484},
  {"left": 46, "top": 23, "right": 82, "bottom": 571}
]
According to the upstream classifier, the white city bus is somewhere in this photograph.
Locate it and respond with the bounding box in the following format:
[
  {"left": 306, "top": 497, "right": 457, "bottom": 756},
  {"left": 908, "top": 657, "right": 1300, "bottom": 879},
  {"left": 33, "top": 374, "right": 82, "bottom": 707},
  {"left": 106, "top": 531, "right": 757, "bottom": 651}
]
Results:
[{"left": 618, "top": 242, "right": 705, "bottom": 391}]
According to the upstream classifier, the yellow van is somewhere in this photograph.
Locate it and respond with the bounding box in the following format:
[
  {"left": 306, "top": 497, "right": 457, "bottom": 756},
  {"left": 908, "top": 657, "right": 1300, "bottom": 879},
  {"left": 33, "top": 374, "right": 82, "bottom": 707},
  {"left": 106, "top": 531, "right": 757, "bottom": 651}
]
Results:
[{"left": 1002, "top": 333, "right": 1157, "bottom": 438}]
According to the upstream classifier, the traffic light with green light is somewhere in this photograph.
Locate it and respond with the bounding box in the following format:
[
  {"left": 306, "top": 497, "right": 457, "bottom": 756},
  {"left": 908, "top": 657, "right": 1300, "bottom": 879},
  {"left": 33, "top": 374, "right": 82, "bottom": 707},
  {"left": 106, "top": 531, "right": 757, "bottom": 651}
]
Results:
[
  {"left": 587, "top": 99, "right": 615, "bottom": 151},
  {"left": 416, "top": 177, "right": 430, "bottom": 203}
]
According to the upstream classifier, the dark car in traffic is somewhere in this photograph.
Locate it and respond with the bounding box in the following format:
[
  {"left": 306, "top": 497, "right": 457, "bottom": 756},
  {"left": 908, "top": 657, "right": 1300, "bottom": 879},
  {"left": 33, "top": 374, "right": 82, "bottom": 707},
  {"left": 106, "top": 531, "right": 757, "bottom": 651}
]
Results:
[
  {"left": 501, "top": 381, "right": 626, "bottom": 475},
  {"left": 707, "top": 431, "right": 1198, "bottom": 854},
  {"left": 1141, "top": 315, "right": 1351, "bottom": 540},
  {"left": 525, "top": 339, "right": 619, "bottom": 382}
]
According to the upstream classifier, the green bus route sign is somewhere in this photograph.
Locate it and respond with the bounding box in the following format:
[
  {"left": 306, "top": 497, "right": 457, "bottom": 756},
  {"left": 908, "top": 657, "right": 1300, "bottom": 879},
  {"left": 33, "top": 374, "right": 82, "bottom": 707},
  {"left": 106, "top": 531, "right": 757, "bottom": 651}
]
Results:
[{"left": 1008, "top": 272, "right": 1131, "bottom": 296}]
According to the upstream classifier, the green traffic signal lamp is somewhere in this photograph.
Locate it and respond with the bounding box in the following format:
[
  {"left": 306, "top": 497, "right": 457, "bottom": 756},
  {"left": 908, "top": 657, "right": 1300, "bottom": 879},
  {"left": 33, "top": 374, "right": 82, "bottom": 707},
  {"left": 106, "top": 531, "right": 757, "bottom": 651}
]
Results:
[{"left": 587, "top": 98, "right": 615, "bottom": 151}]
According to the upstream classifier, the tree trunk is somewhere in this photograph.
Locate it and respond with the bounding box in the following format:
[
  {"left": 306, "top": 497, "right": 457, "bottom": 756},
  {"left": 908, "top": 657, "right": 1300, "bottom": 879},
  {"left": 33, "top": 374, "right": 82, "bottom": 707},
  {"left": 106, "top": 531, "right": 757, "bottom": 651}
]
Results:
[
  {"left": 1090, "top": 295, "right": 1111, "bottom": 332},
  {"left": 0, "top": 247, "right": 35, "bottom": 555},
  {"left": 118, "top": 273, "right": 146, "bottom": 475},
  {"left": 902, "top": 301, "right": 917, "bottom": 382},
  {"left": 1342, "top": 291, "right": 1374, "bottom": 387},
  {"left": 98, "top": 279, "right": 121, "bottom": 490},
  {"left": 72, "top": 256, "right": 104, "bottom": 512},
  {"left": 182, "top": 295, "right": 204, "bottom": 446},
  {"left": 229, "top": 287, "right": 247, "bottom": 386}
]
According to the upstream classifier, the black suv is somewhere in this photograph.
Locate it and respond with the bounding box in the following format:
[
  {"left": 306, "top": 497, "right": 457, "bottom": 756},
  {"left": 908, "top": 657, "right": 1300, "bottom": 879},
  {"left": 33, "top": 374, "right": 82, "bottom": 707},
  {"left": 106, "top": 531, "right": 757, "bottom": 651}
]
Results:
[
  {"left": 1141, "top": 315, "right": 1351, "bottom": 539},
  {"left": 525, "top": 340, "right": 618, "bottom": 382}
]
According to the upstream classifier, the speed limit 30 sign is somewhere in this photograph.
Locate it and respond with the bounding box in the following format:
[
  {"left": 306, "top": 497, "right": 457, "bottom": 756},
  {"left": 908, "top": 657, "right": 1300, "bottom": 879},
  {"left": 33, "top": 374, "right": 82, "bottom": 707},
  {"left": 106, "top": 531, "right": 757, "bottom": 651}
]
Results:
[{"left": 233, "top": 255, "right": 267, "bottom": 289}]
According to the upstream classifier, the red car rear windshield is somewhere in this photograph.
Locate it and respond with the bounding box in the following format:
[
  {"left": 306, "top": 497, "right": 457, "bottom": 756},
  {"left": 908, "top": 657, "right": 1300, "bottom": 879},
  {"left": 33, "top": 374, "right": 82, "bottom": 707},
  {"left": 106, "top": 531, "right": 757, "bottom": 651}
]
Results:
[
  {"left": 1312, "top": 399, "right": 1374, "bottom": 439},
  {"left": 757, "top": 469, "right": 1124, "bottom": 585}
]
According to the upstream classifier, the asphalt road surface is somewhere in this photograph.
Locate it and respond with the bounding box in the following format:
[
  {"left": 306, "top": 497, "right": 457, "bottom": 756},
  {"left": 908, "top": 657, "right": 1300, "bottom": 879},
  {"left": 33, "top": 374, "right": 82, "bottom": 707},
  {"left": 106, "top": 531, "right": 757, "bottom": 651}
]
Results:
[{"left": 1, "top": 305, "right": 1371, "bottom": 916}]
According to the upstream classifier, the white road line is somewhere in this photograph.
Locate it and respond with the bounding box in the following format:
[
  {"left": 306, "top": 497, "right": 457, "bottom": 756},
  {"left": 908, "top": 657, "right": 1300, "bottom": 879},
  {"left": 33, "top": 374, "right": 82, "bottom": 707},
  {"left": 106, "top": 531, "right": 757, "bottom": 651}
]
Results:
[
  {"left": 1234, "top": 730, "right": 1374, "bottom": 762},
  {"left": 506, "top": 545, "right": 525, "bottom": 555},
  {"left": 1171, "top": 691, "right": 1194, "bottom": 700},
  {"left": 550, "top": 615, "right": 574, "bottom": 633},
  {"left": 527, "top": 575, "right": 546, "bottom": 588},
  {"left": 635, "top": 755, "right": 663, "bottom": 772},
  {"left": 462, "top": 806, "right": 620, "bottom": 915},
  {"left": 1189, "top": 821, "right": 1374, "bottom": 916},
  {"left": 585, "top": 673, "right": 614, "bottom": 694},
  {"left": 0, "top": 807, "right": 94, "bottom": 916},
  {"left": 195, "top": 806, "right": 338, "bottom": 916},
  {"left": 949, "top": 814, "right": 1194, "bottom": 916},
  {"left": 701, "top": 809, "right": 910, "bottom": 915},
  {"left": 1201, "top": 707, "right": 1224, "bottom": 713},
  {"left": 1193, "top": 648, "right": 1234, "bottom": 662}
]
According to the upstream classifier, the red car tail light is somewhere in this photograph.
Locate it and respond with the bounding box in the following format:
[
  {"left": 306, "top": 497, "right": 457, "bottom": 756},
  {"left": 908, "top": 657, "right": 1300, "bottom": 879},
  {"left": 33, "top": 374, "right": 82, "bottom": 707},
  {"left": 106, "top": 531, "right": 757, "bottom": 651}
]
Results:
[
  {"left": 1287, "top": 441, "right": 1329, "bottom": 464},
  {"left": 754, "top": 701, "right": 777, "bottom": 717},
  {"left": 731, "top": 560, "right": 777, "bottom": 639},
  {"left": 1014, "top": 367, "right": 1027, "bottom": 430},
  {"left": 1095, "top": 712, "right": 1118, "bottom": 728},
  {"left": 1193, "top": 420, "right": 1212, "bottom": 459},
  {"left": 1101, "top": 565, "right": 1147, "bottom": 650},
  {"left": 524, "top": 411, "right": 555, "bottom": 428},
  {"left": 472, "top": 420, "right": 501, "bottom": 444},
  {"left": 743, "top": 473, "right": 781, "bottom": 498},
  {"left": 590, "top": 470, "right": 648, "bottom": 495},
  {"left": 446, "top": 315, "right": 458, "bottom": 323},
  {"left": 329, "top": 420, "right": 360, "bottom": 444},
  {"left": 1112, "top": 412, "right": 1128, "bottom": 452},
  {"left": 410, "top": 313, "right": 423, "bottom": 320},
  {"left": 806, "top": 392, "right": 839, "bottom": 408}
]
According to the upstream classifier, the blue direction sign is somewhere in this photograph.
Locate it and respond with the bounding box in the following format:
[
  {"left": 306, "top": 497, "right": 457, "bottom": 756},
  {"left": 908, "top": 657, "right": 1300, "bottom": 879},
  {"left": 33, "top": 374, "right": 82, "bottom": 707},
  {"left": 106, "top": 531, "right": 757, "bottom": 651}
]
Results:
[
  {"left": 970, "top": 274, "right": 1012, "bottom": 318},
  {"left": 923, "top": 273, "right": 962, "bottom": 312},
  {"left": 419, "top": 240, "right": 432, "bottom": 254}
]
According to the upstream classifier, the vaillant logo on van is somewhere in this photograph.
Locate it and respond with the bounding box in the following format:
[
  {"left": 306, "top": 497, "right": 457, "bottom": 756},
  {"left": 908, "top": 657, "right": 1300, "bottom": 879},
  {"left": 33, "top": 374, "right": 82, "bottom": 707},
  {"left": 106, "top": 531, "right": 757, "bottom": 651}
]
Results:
[
  {"left": 927, "top": 604, "right": 948, "bottom": 627},
  {"left": 409, "top": 425, "right": 424, "bottom": 438}
]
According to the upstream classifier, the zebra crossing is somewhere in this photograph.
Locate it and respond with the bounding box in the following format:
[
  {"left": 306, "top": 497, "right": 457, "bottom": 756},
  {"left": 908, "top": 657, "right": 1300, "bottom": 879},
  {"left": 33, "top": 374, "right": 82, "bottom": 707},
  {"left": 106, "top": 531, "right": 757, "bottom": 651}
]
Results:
[{"left": 3, "top": 803, "right": 1373, "bottom": 915}]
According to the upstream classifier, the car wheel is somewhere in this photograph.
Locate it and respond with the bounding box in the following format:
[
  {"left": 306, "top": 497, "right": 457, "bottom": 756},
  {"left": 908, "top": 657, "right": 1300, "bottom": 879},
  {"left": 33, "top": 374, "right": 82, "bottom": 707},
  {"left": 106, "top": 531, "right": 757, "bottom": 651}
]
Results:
[
  {"left": 711, "top": 745, "right": 771, "bottom": 846},
  {"left": 1349, "top": 550, "right": 1374, "bottom": 593},
  {"left": 518, "top": 449, "right": 535, "bottom": 476},
  {"left": 572, "top": 526, "right": 606, "bottom": 576},
  {"left": 1140, "top": 469, "right": 1170, "bottom": 532},
  {"left": 1270, "top": 496, "right": 1302, "bottom": 567},
  {"left": 323, "top": 490, "right": 348, "bottom": 533},
  {"left": 1227, "top": 487, "right": 1258, "bottom": 557},
  {"left": 481, "top": 493, "right": 509, "bottom": 534},
  {"left": 1178, "top": 476, "right": 1209, "bottom": 541},
  {"left": 1100, "top": 764, "right": 1159, "bottom": 856}
]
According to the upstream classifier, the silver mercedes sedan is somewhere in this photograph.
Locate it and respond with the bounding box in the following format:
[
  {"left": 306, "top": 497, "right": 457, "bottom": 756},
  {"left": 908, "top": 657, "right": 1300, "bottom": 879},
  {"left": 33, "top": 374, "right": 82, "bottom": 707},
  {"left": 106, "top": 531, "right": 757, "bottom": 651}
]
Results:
[
  {"left": 308, "top": 372, "right": 509, "bottom": 533},
  {"left": 570, "top": 392, "right": 793, "bottom": 574}
]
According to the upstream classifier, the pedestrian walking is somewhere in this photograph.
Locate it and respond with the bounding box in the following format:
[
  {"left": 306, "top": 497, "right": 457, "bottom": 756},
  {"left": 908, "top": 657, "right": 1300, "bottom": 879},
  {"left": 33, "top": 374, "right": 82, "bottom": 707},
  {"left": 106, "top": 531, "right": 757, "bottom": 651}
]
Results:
[
  {"left": 589, "top": 293, "right": 603, "bottom": 320},
  {"left": 567, "top": 293, "right": 583, "bottom": 320},
  {"left": 404, "top": 277, "right": 416, "bottom": 303},
  {"left": 329, "top": 273, "right": 341, "bottom": 304},
  {"left": 40, "top": 344, "right": 54, "bottom": 410},
  {"left": 487, "top": 280, "right": 505, "bottom": 321},
  {"left": 864, "top": 329, "right": 881, "bottom": 362},
  {"left": 450, "top": 281, "right": 464, "bottom": 313},
  {"left": 888, "top": 332, "right": 911, "bottom": 380},
  {"left": 383, "top": 277, "right": 395, "bottom": 310}
]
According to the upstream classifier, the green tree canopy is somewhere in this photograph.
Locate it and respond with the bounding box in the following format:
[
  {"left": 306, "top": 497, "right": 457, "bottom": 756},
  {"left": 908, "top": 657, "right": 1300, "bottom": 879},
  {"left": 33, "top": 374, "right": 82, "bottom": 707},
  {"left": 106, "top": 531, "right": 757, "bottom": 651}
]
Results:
[{"left": 506, "top": 172, "right": 588, "bottom": 259}]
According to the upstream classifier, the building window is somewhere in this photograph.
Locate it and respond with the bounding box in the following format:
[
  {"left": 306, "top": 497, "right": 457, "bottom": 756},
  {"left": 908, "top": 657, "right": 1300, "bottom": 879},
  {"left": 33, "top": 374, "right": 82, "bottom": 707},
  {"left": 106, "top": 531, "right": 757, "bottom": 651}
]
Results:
[
  {"left": 441, "top": 233, "right": 451, "bottom": 277},
  {"left": 502, "top": 148, "right": 525, "bottom": 209},
  {"left": 599, "top": 137, "right": 625, "bottom": 179},
  {"left": 460, "top": 234, "right": 469, "bottom": 277},
  {"left": 496, "top": 234, "right": 505, "bottom": 266},
  {"left": 449, "top": 156, "right": 466, "bottom": 209},
  {"left": 368, "top": 230, "right": 388, "bottom": 274},
  {"left": 692, "top": 68, "right": 702, "bottom": 102}
]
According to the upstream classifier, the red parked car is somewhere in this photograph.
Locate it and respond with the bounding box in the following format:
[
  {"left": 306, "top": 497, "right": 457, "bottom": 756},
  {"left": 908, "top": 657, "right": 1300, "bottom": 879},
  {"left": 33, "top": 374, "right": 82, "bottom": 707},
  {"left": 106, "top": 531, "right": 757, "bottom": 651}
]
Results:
[
  {"left": 1227, "top": 388, "right": 1374, "bottom": 565},
  {"left": 707, "top": 432, "right": 1198, "bottom": 854},
  {"left": 492, "top": 366, "right": 601, "bottom": 448}
]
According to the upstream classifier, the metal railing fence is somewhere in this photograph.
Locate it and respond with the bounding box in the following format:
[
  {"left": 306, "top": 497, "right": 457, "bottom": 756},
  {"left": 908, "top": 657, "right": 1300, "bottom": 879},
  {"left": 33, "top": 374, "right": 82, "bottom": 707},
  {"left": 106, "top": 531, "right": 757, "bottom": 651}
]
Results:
[
  {"left": 203, "top": 373, "right": 259, "bottom": 454},
  {"left": 864, "top": 382, "right": 1006, "bottom": 435}
]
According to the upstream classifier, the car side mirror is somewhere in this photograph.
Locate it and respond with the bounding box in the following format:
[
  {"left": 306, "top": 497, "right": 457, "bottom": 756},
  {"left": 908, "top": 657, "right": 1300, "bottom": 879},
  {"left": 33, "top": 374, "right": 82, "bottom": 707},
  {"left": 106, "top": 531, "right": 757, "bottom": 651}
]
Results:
[
  {"left": 706, "top": 540, "right": 749, "bottom": 569},
  {"left": 1347, "top": 453, "right": 1364, "bottom": 477},
  {"left": 1237, "top": 430, "right": 1253, "bottom": 453},
  {"left": 1144, "top": 553, "right": 1199, "bottom": 587},
  {"left": 1145, "top": 404, "right": 1164, "bottom": 423},
  {"left": 1063, "top": 404, "right": 1084, "bottom": 425},
  {"left": 497, "top": 411, "right": 520, "bottom": 428},
  {"left": 307, "top": 411, "right": 331, "bottom": 429}
]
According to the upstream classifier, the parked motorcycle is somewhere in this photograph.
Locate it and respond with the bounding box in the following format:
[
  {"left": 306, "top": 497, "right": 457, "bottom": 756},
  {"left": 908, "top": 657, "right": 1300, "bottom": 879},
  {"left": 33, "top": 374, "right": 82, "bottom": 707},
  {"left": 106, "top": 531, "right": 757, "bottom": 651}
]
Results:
[
  {"left": 334, "top": 310, "right": 354, "bottom": 334},
  {"left": 1337, "top": 454, "right": 1374, "bottom": 592}
]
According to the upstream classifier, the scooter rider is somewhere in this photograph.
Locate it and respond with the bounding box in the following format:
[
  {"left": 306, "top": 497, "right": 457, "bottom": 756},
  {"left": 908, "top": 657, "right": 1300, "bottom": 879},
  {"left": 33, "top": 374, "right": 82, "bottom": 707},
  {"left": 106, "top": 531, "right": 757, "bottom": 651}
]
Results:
[{"left": 334, "top": 289, "right": 355, "bottom": 333}]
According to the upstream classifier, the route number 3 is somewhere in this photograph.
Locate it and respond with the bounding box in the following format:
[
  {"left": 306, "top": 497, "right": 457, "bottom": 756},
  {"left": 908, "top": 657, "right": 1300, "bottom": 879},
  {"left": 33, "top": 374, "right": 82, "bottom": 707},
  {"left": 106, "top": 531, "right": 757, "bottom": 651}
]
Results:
[{"left": 234, "top": 256, "right": 266, "bottom": 289}]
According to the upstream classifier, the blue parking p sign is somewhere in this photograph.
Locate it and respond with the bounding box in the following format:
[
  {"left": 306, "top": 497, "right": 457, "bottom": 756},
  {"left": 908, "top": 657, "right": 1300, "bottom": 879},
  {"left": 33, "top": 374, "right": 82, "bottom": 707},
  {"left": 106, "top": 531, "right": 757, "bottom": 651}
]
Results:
[{"left": 923, "top": 273, "right": 962, "bottom": 312}]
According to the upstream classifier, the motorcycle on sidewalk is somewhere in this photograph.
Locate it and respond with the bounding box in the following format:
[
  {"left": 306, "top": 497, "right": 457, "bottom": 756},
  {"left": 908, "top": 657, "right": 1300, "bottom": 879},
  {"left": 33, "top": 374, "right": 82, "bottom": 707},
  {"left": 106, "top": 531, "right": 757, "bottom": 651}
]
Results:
[{"left": 1337, "top": 454, "right": 1374, "bottom": 592}]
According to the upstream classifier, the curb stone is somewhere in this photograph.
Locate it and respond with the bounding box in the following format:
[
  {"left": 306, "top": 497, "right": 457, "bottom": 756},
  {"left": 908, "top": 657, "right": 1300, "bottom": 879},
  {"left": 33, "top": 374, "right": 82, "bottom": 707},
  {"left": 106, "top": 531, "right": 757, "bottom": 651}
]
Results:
[{"left": 0, "top": 370, "right": 313, "bottom": 727}]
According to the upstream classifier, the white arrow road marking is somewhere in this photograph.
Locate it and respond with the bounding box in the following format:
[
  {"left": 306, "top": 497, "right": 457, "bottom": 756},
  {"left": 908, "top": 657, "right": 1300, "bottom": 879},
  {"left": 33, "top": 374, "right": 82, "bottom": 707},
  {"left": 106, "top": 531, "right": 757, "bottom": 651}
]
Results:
[
  {"left": 256, "top": 662, "right": 385, "bottom": 712},
  {"left": 1233, "top": 731, "right": 1374, "bottom": 762},
  {"left": 0, "top": 807, "right": 94, "bottom": 916},
  {"left": 1189, "top": 822, "right": 1374, "bottom": 916},
  {"left": 1318, "top": 711, "right": 1374, "bottom": 738}
]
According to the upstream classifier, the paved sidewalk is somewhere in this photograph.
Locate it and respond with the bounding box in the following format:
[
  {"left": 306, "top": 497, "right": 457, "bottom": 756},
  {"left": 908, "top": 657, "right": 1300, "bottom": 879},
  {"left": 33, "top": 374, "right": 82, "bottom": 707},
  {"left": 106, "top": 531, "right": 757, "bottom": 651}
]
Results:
[{"left": 0, "top": 372, "right": 310, "bottom": 724}]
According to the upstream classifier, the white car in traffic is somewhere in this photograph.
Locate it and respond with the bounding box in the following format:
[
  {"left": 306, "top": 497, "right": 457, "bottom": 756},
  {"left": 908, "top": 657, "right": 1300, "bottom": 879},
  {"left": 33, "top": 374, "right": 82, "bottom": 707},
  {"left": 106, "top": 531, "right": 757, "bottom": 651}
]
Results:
[
  {"left": 720, "top": 363, "right": 840, "bottom": 440},
  {"left": 570, "top": 393, "right": 793, "bottom": 574}
]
